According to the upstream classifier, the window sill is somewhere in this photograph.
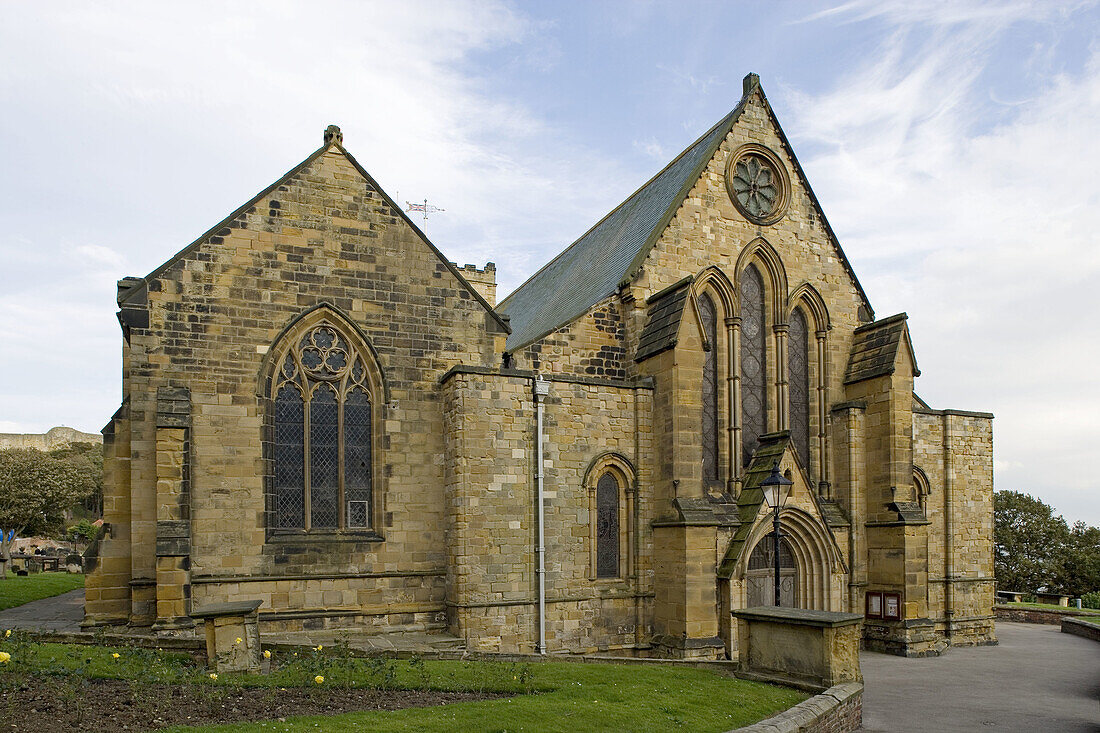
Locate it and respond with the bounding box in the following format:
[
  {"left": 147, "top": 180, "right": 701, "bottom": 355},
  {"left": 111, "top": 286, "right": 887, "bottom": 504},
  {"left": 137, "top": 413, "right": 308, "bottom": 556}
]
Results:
[{"left": 265, "top": 529, "right": 384, "bottom": 544}]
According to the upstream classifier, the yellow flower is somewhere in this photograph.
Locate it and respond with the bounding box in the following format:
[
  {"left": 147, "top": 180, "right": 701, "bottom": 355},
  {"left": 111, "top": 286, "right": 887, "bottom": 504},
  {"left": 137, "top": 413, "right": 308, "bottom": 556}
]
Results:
[
  {"left": 209, "top": 673, "right": 218, "bottom": 681},
  {"left": 112, "top": 653, "right": 120, "bottom": 659},
  {"left": 235, "top": 637, "right": 243, "bottom": 645},
  {"left": 0, "top": 652, "right": 10, "bottom": 664},
  {"left": 314, "top": 675, "right": 324, "bottom": 685},
  {"left": 263, "top": 650, "right": 271, "bottom": 659},
  {"left": 315, "top": 645, "right": 323, "bottom": 651},
  {"left": 4, "top": 629, "right": 10, "bottom": 638}
]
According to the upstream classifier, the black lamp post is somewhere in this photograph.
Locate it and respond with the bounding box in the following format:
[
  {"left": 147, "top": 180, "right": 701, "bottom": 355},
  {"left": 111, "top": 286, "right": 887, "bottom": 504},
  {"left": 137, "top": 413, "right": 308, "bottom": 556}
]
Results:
[{"left": 761, "top": 461, "right": 793, "bottom": 607}]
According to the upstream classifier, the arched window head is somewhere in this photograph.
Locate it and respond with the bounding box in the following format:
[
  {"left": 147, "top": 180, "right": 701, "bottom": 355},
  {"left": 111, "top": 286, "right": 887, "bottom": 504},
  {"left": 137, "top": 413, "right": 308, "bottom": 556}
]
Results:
[
  {"left": 272, "top": 321, "right": 377, "bottom": 532},
  {"left": 789, "top": 308, "right": 810, "bottom": 473},
  {"left": 596, "top": 471, "right": 620, "bottom": 578},
  {"left": 699, "top": 292, "right": 720, "bottom": 487},
  {"left": 740, "top": 264, "right": 767, "bottom": 465}
]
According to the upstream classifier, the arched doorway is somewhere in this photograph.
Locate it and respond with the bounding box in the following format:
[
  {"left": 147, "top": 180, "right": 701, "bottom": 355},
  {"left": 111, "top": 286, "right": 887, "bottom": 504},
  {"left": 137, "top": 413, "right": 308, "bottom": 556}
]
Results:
[{"left": 745, "top": 535, "right": 797, "bottom": 608}]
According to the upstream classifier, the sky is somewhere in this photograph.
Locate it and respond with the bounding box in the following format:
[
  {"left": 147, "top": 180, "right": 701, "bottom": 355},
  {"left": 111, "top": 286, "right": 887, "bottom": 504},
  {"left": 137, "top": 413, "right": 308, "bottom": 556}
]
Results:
[{"left": 1, "top": 1, "right": 1098, "bottom": 525}]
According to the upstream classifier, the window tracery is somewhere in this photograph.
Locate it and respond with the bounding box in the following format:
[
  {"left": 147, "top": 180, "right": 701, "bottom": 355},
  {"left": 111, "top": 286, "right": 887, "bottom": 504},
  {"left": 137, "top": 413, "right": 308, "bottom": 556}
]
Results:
[
  {"left": 789, "top": 308, "right": 810, "bottom": 472},
  {"left": 740, "top": 265, "right": 767, "bottom": 465},
  {"left": 700, "top": 292, "right": 720, "bottom": 486},
  {"left": 272, "top": 322, "right": 374, "bottom": 531}
]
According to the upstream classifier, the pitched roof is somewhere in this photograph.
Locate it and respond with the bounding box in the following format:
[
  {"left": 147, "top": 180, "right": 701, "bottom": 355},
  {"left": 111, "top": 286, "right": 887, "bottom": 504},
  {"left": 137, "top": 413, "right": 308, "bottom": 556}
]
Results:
[
  {"left": 843, "top": 313, "right": 920, "bottom": 384},
  {"left": 117, "top": 132, "right": 509, "bottom": 333},
  {"left": 497, "top": 104, "right": 746, "bottom": 351},
  {"left": 718, "top": 431, "right": 791, "bottom": 578},
  {"left": 635, "top": 277, "right": 692, "bottom": 362},
  {"left": 498, "top": 74, "right": 875, "bottom": 353}
]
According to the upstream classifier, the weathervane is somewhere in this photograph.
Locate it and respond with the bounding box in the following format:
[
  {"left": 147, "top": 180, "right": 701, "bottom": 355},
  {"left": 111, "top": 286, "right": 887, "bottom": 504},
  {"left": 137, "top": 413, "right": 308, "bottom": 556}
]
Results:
[{"left": 405, "top": 198, "right": 445, "bottom": 222}]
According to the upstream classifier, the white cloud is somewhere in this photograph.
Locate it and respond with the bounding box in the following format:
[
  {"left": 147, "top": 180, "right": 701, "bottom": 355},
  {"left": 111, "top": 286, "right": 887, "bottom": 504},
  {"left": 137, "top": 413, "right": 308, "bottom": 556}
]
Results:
[{"left": 788, "top": 3, "right": 1100, "bottom": 524}]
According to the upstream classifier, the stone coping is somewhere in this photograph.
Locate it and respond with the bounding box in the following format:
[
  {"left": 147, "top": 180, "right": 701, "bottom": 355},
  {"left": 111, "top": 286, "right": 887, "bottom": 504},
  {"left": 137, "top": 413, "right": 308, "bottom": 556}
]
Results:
[
  {"left": 190, "top": 600, "right": 263, "bottom": 619},
  {"left": 733, "top": 607, "right": 863, "bottom": 628},
  {"left": 729, "top": 682, "right": 863, "bottom": 733},
  {"left": 1061, "top": 616, "right": 1100, "bottom": 642}
]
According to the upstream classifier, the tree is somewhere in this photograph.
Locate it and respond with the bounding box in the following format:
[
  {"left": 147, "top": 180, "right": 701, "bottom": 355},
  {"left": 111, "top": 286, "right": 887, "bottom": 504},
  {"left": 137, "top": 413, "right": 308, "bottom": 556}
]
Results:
[
  {"left": 1061, "top": 521, "right": 1100, "bottom": 598},
  {"left": 994, "top": 490, "right": 1069, "bottom": 593},
  {"left": 0, "top": 447, "right": 99, "bottom": 578}
]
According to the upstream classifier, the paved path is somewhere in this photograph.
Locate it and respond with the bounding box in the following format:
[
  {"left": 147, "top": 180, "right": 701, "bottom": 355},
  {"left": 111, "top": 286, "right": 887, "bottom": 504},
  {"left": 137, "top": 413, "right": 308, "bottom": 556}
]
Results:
[
  {"left": 860, "top": 622, "right": 1100, "bottom": 732},
  {"left": 0, "top": 588, "right": 84, "bottom": 631}
]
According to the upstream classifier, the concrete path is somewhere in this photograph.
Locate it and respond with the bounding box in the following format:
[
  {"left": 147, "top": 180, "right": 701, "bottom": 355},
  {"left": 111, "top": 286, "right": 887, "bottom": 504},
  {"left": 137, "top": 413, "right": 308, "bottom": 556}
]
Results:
[
  {"left": 860, "top": 622, "right": 1100, "bottom": 732},
  {"left": 0, "top": 588, "right": 84, "bottom": 631}
]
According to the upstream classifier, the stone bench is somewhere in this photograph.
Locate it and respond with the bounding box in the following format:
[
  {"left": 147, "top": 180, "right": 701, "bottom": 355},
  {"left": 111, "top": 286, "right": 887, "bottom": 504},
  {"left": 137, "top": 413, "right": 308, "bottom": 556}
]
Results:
[
  {"left": 191, "top": 600, "right": 263, "bottom": 673},
  {"left": 733, "top": 606, "right": 863, "bottom": 691}
]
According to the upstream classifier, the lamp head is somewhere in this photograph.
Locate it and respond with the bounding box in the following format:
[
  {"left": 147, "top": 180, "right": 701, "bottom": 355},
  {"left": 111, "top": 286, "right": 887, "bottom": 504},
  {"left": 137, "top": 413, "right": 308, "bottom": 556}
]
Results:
[{"left": 761, "top": 461, "right": 793, "bottom": 509}]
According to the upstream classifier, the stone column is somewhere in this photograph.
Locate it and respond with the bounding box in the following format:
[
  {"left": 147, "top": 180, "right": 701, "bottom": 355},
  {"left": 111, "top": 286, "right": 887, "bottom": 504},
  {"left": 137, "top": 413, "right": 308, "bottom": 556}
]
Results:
[
  {"left": 773, "top": 325, "right": 789, "bottom": 431},
  {"left": 152, "top": 386, "right": 193, "bottom": 630},
  {"left": 816, "top": 330, "right": 830, "bottom": 496},
  {"left": 726, "top": 317, "right": 742, "bottom": 493}
]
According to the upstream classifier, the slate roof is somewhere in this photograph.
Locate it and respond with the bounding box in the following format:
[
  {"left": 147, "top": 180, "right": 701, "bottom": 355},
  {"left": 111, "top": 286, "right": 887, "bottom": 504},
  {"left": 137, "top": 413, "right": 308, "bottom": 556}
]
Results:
[
  {"left": 498, "top": 74, "right": 875, "bottom": 353},
  {"left": 843, "top": 313, "right": 919, "bottom": 384},
  {"left": 718, "top": 431, "right": 790, "bottom": 578},
  {"left": 497, "top": 105, "right": 746, "bottom": 351},
  {"left": 635, "top": 277, "right": 692, "bottom": 362}
]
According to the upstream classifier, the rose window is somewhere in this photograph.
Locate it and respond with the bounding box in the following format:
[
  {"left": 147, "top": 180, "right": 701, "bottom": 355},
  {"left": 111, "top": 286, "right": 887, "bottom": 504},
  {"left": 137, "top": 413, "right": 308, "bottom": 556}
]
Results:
[{"left": 725, "top": 145, "right": 790, "bottom": 225}]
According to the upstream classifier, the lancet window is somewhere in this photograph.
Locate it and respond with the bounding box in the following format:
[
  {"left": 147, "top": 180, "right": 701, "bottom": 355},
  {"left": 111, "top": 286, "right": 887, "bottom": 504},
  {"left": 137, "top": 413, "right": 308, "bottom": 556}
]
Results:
[
  {"left": 789, "top": 308, "right": 810, "bottom": 472},
  {"left": 595, "top": 472, "right": 620, "bottom": 578},
  {"left": 740, "top": 264, "right": 767, "bottom": 465},
  {"left": 700, "top": 292, "right": 720, "bottom": 487},
  {"left": 272, "top": 322, "right": 374, "bottom": 531}
]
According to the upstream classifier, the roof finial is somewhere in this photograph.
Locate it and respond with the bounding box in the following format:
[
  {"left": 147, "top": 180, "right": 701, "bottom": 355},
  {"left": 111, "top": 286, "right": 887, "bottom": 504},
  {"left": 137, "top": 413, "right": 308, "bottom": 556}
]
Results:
[
  {"left": 743, "top": 73, "right": 760, "bottom": 98},
  {"left": 324, "top": 125, "right": 343, "bottom": 146}
]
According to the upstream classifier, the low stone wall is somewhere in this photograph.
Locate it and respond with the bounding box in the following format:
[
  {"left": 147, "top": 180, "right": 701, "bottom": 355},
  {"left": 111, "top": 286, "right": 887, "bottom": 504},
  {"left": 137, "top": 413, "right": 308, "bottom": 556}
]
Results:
[
  {"left": 994, "top": 605, "right": 1098, "bottom": 626},
  {"left": 731, "top": 682, "right": 863, "bottom": 733},
  {"left": 1061, "top": 616, "right": 1100, "bottom": 642}
]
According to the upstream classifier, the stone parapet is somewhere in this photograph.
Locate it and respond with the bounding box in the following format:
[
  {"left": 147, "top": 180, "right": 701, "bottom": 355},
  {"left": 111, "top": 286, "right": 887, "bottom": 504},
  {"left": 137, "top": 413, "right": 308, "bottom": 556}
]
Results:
[{"left": 731, "top": 682, "right": 863, "bottom": 733}]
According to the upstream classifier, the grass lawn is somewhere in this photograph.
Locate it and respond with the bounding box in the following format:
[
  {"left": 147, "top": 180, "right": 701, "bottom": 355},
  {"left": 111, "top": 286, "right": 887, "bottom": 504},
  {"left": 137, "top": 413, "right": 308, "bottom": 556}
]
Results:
[
  {"left": 0, "top": 638, "right": 808, "bottom": 732},
  {"left": 0, "top": 571, "right": 84, "bottom": 611},
  {"left": 1001, "top": 601, "right": 1100, "bottom": 616}
]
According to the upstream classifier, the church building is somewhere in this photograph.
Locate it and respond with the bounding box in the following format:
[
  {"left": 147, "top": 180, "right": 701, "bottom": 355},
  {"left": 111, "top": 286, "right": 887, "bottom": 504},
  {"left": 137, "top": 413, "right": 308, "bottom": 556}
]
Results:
[{"left": 85, "top": 74, "right": 996, "bottom": 658}]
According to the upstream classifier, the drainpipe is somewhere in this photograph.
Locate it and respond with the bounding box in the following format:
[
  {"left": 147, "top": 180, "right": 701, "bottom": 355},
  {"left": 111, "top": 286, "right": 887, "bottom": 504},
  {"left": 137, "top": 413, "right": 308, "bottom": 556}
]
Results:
[
  {"left": 943, "top": 413, "right": 954, "bottom": 640},
  {"left": 533, "top": 375, "right": 549, "bottom": 654}
]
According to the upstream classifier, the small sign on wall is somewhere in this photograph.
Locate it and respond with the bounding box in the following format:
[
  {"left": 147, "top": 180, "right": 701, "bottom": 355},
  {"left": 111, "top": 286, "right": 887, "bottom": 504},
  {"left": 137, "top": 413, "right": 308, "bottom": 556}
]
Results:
[
  {"left": 883, "top": 592, "right": 902, "bottom": 620},
  {"left": 865, "top": 591, "right": 883, "bottom": 618}
]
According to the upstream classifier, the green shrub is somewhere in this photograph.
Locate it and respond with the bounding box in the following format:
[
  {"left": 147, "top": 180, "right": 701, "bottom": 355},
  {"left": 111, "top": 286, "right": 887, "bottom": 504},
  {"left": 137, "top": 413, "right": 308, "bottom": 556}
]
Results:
[{"left": 1081, "top": 591, "right": 1100, "bottom": 609}]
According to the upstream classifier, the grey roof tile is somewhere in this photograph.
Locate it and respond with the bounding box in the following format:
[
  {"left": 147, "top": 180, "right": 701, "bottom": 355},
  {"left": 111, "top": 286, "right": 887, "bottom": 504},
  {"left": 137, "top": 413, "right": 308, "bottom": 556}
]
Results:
[
  {"left": 843, "top": 313, "right": 919, "bottom": 384},
  {"left": 635, "top": 279, "right": 691, "bottom": 362},
  {"left": 498, "top": 106, "right": 743, "bottom": 351}
]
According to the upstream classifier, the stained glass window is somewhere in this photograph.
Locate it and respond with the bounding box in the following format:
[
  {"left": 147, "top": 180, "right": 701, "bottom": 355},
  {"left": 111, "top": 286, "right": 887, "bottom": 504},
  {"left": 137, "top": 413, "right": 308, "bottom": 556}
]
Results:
[
  {"left": 596, "top": 472, "right": 620, "bottom": 578},
  {"left": 740, "top": 265, "right": 767, "bottom": 465},
  {"left": 700, "top": 293, "right": 720, "bottom": 486},
  {"left": 271, "top": 322, "right": 375, "bottom": 531},
  {"left": 789, "top": 308, "right": 810, "bottom": 473}
]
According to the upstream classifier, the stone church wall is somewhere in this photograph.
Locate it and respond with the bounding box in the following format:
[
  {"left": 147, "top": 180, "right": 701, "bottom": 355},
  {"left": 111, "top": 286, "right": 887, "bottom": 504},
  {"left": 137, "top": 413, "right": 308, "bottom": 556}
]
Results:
[
  {"left": 442, "top": 367, "right": 654, "bottom": 653},
  {"left": 87, "top": 146, "right": 507, "bottom": 632},
  {"left": 914, "top": 408, "right": 995, "bottom": 646}
]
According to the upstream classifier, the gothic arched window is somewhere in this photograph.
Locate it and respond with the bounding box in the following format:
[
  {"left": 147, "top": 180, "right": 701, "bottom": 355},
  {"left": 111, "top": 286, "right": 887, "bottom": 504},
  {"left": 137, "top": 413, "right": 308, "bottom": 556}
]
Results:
[
  {"left": 699, "top": 292, "right": 720, "bottom": 487},
  {"left": 272, "top": 322, "right": 375, "bottom": 531},
  {"left": 789, "top": 307, "right": 810, "bottom": 472},
  {"left": 596, "top": 472, "right": 620, "bottom": 578},
  {"left": 740, "top": 265, "right": 767, "bottom": 465}
]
